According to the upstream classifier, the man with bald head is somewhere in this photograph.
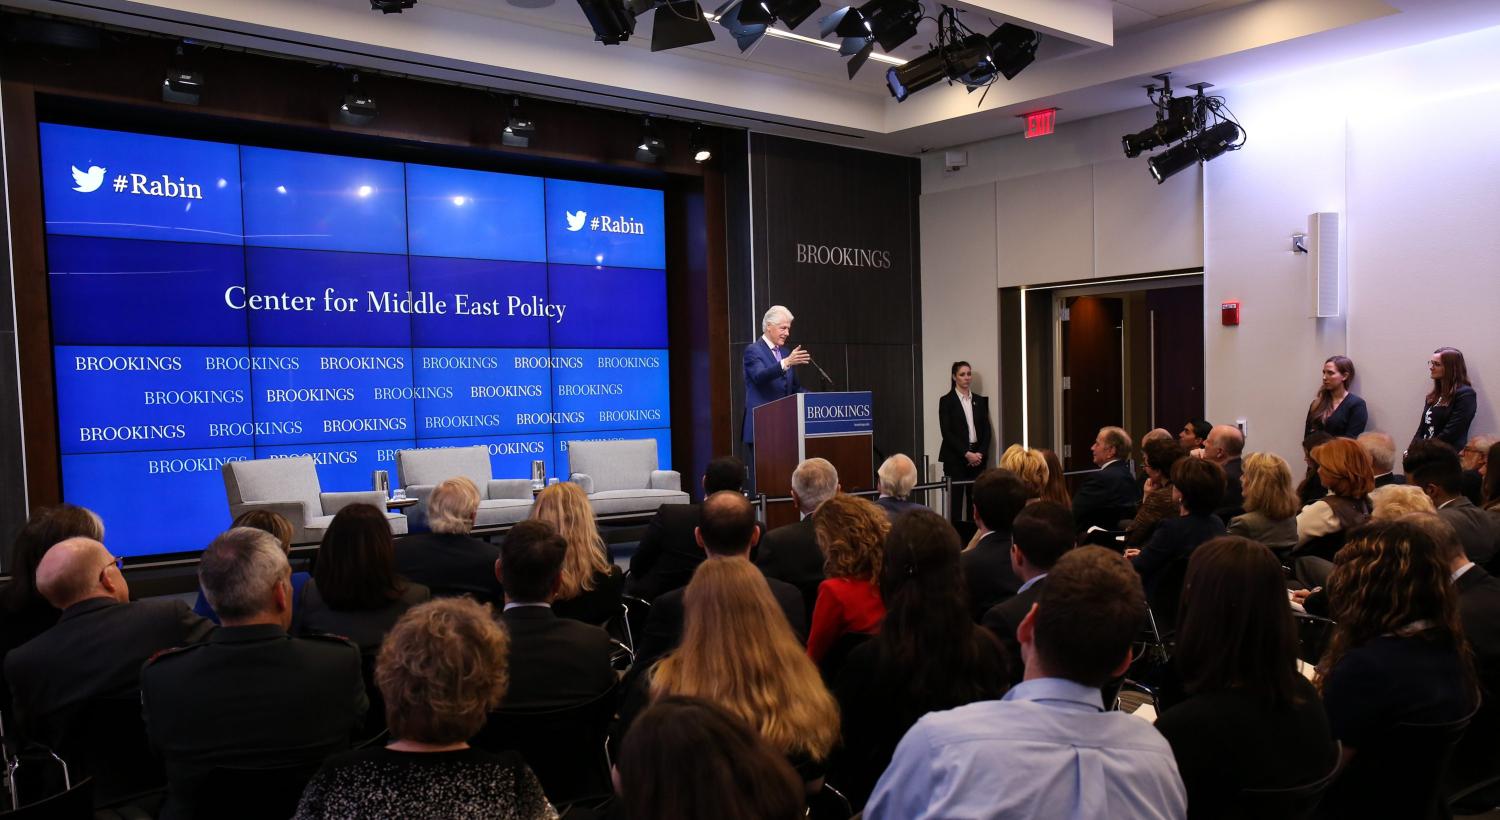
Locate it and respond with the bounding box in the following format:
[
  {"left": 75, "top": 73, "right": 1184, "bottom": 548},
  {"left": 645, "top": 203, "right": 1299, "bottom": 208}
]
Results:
[
  {"left": 4, "top": 537, "right": 212, "bottom": 748},
  {"left": 1203, "top": 424, "right": 1246, "bottom": 518}
]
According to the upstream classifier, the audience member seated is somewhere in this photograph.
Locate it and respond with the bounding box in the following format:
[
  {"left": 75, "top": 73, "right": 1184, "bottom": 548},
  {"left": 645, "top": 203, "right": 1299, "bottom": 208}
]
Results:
[
  {"left": 961, "top": 469, "right": 1029, "bottom": 621},
  {"left": 865, "top": 547, "right": 1186, "bottom": 819},
  {"left": 981, "top": 502, "right": 1076, "bottom": 681},
  {"left": 874, "top": 454, "right": 928, "bottom": 520},
  {"left": 1039, "top": 448, "right": 1072, "bottom": 508},
  {"left": 530, "top": 481, "right": 624, "bottom": 626},
  {"left": 0, "top": 505, "right": 106, "bottom": 695},
  {"left": 616, "top": 696, "right": 804, "bottom": 820},
  {"left": 621, "top": 558, "right": 839, "bottom": 790},
  {"left": 1179, "top": 418, "right": 1211, "bottom": 451},
  {"left": 998, "top": 445, "right": 1048, "bottom": 501},
  {"left": 1293, "top": 437, "right": 1373, "bottom": 563},
  {"left": 1358, "top": 431, "right": 1405, "bottom": 488},
  {"left": 194, "top": 510, "right": 309, "bottom": 625},
  {"left": 1072, "top": 426, "right": 1139, "bottom": 532},
  {"left": 5, "top": 537, "right": 213, "bottom": 749},
  {"left": 394, "top": 477, "right": 504, "bottom": 603},
  {"left": 1485, "top": 440, "right": 1500, "bottom": 517},
  {"left": 1369, "top": 484, "right": 1436, "bottom": 521},
  {"left": 1153, "top": 537, "right": 1335, "bottom": 819},
  {"left": 142, "top": 527, "right": 367, "bottom": 820},
  {"left": 293, "top": 598, "right": 555, "bottom": 820},
  {"left": 494, "top": 520, "right": 615, "bottom": 710},
  {"left": 1126, "top": 438, "right": 1188, "bottom": 546},
  {"left": 1297, "top": 432, "right": 1335, "bottom": 506},
  {"left": 1126, "top": 457, "right": 1226, "bottom": 616},
  {"left": 628, "top": 456, "right": 750, "bottom": 601},
  {"left": 1460, "top": 435, "right": 1495, "bottom": 506},
  {"left": 757, "top": 457, "right": 840, "bottom": 618},
  {"left": 832, "top": 510, "right": 1008, "bottom": 808},
  {"left": 1203, "top": 424, "right": 1246, "bottom": 519},
  {"left": 1315, "top": 519, "right": 1479, "bottom": 817},
  {"left": 296, "top": 504, "right": 430, "bottom": 651},
  {"left": 1227, "top": 452, "right": 1300, "bottom": 557},
  {"left": 1404, "top": 440, "right": 1498, "bottom": 566},
  {"left": 637, "top": 492, "right": 806, "bottom": 667},
  {"left": 806, "top": 494, "right": 888, "bottom": 666}
]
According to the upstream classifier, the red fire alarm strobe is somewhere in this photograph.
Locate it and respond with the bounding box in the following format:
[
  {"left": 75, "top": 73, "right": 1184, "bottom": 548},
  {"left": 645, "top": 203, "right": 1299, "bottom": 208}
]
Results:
[{"left": 1221, "top": 301, "right": 1241, "bottom": 326}]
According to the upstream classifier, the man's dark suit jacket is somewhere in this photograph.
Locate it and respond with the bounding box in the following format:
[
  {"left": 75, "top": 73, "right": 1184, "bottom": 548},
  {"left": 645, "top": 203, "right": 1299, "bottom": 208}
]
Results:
[
  {"left": 394, "top": 531, "right": 505, "bottom": 604},
  {"left": 1071, "top": 460, "right": 1139, "bottom": 532},
  {"left": 636, "top": 565, "right": 807, "bottom": 667},
  {"left": 1452, "top": 565, "right": 1500, "bottom": 789},
  {"left": 937, "top": 389, "right": 993, "bottom": 476},
  {"left": 1132, "top": 513, "right": 1226, "bottom": 601},
  {"left": 141, "top": 624, "right": 367, "bottom": 820},
  {"left": 981, "top": 575, "right": 1045, "bottom": 684},
  {"left": 743, "top": 339, "right": 804, "bottom": 444},
  {"left": 500, "top": 605, "right": 616, "bottom": 710},
  {"left": 628, "top": 505, "right": 767, "bottom": 601},
  {"left": 961, "top": 531, "right": 1022, "bottom": 622},
  {"left": 1439, "top": 498, "right": 1499, "bottom": 566},
  {"left": 874, "top": 496, "right": 928, "bottom": 522},
  {"left": 755, "top": 516, "right": 826, "bottom": 618},
  {"left": 4, "top": 596, "right": 213, "bottom": 747},
  {"left": 1374, "top": 472, "right": 1406, "bottom": 488},
  {"left": 1217, "top": 457, "right": 1245, "bottom": 519}
]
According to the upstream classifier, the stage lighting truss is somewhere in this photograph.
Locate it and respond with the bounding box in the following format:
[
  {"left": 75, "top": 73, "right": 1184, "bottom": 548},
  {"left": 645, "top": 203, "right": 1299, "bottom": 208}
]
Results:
[{"left": 1120, "top": 75, "right": 1247, "bottom": 183}]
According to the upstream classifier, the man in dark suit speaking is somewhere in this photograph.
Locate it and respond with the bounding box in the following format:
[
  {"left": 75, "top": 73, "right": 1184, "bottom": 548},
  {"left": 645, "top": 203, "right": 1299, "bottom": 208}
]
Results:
[{"left": 743, "top": 306, "right": 809, "bottom": 488}]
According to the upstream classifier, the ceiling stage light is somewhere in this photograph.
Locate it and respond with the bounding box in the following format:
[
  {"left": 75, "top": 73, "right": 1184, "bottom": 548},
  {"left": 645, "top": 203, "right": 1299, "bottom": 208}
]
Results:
[
  {"left": 578, "top": 0, "right": 637, "bottom": 44},
  {"left": 502, "top": 97, "right": 535, "bottom": 148},
  {"left": 636, "top": 119, "right": 665, "bottom": 163},
  {"left": 337, "top": 73, "right": 377, "bottom": 125}
]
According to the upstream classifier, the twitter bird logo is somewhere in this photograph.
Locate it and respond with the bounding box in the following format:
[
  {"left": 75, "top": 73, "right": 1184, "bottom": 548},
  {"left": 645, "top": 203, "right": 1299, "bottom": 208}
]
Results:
[
  {"left": 71, "top": 165, "right": 107, "bottom": 193},
  {"left": 565, "top": 210, "right": 587, "bottom": 232}
]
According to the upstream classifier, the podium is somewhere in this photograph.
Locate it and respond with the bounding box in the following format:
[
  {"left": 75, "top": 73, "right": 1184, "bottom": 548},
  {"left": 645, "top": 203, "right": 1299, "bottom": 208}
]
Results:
[{"left": 753, "top": 391, "right": 875, "bottom": 529}]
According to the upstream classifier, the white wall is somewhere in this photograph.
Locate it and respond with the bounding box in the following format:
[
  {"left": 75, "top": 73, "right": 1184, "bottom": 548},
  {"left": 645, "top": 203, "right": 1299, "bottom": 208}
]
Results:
[{"left": 921, "top": 23, "right": 1500, "bottom": 470}]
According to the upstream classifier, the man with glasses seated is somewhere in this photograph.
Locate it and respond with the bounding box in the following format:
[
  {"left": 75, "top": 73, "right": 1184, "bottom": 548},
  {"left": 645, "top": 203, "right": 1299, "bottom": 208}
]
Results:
[{"left": 4, "top": 537, "right": 213, "bottom": 749}]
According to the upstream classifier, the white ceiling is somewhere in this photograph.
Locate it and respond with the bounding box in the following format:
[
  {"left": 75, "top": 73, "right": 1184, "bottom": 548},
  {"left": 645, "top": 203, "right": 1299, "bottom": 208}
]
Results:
[{"left": 6, "top": 0, "right": 1500, "bottom": 154}]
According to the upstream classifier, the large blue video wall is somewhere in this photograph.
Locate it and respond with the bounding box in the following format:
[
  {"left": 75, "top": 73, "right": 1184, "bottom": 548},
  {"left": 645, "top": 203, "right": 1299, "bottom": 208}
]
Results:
[{"left": 39, "top": 123, "right": 671, "bottom": 557}]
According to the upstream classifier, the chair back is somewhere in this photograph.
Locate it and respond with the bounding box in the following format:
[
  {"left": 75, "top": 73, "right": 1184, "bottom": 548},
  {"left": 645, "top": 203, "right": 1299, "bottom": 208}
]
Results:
[
  {"left": 395, "top": 446, "right": 494, "bottom": 494},
  {"left": 1147, "top": 557, "right": 1191, "bottom": 636},
  {"left": 56, "top": 693, "right": 165, "bottom": 808},
  {"left": 1, "top": 776, "right": 93, "bottom": 820},
  {"left": 471, "top": 683, "right": 620, "bottom": 806},
  {"left": 193, "top": 763, "right": 320, "bottom": 820},
  {"left": 1319, "top": 709, "right": 1475, "bottom": 820},
  {"left": 566, "top": 440, "right": 659, "bottom": 493},
  {"left": 1227, "top": 741, "right": 1340, "bottom": 820},
  {"left": 222, "top": 457, "right": 320, "bottom": 512},
  {"left": 817, "top": 631, "right": 872, "bottom": 685},
  {"left": 1293, "top": 613, "right": 1336, "bottom": 666}
]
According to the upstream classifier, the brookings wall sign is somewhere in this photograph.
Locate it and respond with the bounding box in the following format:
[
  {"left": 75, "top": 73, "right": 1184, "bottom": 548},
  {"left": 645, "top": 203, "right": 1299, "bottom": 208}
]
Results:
[{"left": 795, "top": 243, "right": 894, "bottom": 270}]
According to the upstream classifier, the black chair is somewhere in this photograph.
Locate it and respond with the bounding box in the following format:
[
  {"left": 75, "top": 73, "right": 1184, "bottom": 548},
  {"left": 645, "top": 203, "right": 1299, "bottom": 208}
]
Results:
[
  {"left": 192, "top": 763, "right": 321, "bottom": 820},
  {"left": 816, "top": 632, "right": 872, "bottom": 685},
  {"left": 0, "top": 777, "right": 92, "bottom": 820},
  {"left": 1293, "top": 613, "right": 1336, "bottom": 667},
  {"left": 1226, "top": 741, "right": 1341, "bottom": 820},
  {"left": 471, "top": 682, "right": 620, "bottom": 807},
  {"left": 356, "top": 649, "right": 388, "bottom": 745},
  {"left": 54, "top": 693, "right": 166, "bottom": 809},
  {"left": 1447, "top": 692, "right": 1500, "bottom": 815},
  {"left": 1318, "top": 708, "right": 1476, "bottom": 820},
  {"left": 1145, "top": 557, "right": 1191, "bottom": 637}
]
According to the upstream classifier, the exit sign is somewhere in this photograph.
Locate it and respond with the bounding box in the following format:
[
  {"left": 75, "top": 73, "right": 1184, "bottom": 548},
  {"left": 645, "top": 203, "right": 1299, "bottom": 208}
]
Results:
[{"left": 1024, "top": 108, "right": 1057, "bottom": 138}]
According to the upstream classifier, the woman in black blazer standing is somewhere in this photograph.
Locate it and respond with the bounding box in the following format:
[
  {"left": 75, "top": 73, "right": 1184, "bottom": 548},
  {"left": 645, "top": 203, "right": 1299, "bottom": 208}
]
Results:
[
  {"left": 1412, "top": 346, "right": 1478, "bottom": 452},
  {"left": 1305, "top": 355, "right": 1367, "bottom": 438},
  {"left": 938, "top": 361, "right": 992, "bottom": 531}
]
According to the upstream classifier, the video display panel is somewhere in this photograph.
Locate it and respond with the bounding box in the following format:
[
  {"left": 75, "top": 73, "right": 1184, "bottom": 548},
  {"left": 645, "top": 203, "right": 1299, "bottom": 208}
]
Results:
[{"left": 39, "top": 123, "right": 670, "bottom": 556}]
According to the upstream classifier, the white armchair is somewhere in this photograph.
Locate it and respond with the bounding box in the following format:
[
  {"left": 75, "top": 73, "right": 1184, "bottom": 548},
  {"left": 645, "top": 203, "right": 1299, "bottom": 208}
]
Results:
[
  {"left": 395, "top": 445, "right": 534, "bottom": 529},
  {"left": 221, "top": 456, "right": 407, "bottom": 544},
  {"left": 566, "top": 439, "right": 689, "bottom": 516}
]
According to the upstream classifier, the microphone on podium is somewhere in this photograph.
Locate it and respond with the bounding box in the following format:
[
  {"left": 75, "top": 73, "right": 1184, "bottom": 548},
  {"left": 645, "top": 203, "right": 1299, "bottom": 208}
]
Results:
[{"left": 807, "top": 357, "right": 836, "bottom": 388}]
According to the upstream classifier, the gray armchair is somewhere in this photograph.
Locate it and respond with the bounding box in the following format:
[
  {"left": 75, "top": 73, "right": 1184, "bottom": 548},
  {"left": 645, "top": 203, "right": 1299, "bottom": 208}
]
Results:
[
  {"left": 221, "top": 456, "right": 407, "bottom": 544},
  {"left": 566, "top": 439, "right": 689, "bottom": 516},
  {"left": 394, "top": 445, "right": 534, "bottom": 529}
]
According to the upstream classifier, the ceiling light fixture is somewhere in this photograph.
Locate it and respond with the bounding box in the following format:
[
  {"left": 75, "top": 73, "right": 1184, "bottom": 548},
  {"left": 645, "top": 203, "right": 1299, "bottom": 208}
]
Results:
[
  {"left": 820, "top": 0, "right": 922, "bottom": 78},
  {"left": 636, "top": 118, "right": 664, "bottom": 163},
  {"left": 337, "top": 72, "right": 377, "bottom": 125},
  {"left": 1121, "top": 77, "right": 1247, "bottom": 183},
  {"left": 161, "top": 43, "right": 204, "bottom": 105},
  {"left": 577, "top": 0, "right": 637, "bottom": 43},
  {"left": 370, "top": 0, "right": 417, "bottom": 12},
  {"left": 690, "top": 126, "right": 712, "bottom": 162},
  {"left": 886, "top": 7, "right": 1037, "bottom": 102},
  {"left": 502, "top": 97, "right": 535, "bottom": 148}
]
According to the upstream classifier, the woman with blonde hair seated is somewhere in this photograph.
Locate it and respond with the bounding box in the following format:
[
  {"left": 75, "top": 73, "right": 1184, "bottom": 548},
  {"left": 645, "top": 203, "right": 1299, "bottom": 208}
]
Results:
[
  {"left": 625, "top": 558, "right": 841, "bottom": 790},
  {"left": 807, "top": 495, "right": 889, "bottom": 665},
  {"left": 1369, "top": 484, "right": 1437, "bottom": 521},
  {"left": 530, "top": 481, "right": 623, "bottom": 625},
  {"left": 999, "top": 445, "right": 1048, "bottom": 500},
  {"left": 1228, "top": 453, "right": 1301, "bottom": 556},
  {"left": 294, "top": 598, "right": 556, "bottom": 819}
]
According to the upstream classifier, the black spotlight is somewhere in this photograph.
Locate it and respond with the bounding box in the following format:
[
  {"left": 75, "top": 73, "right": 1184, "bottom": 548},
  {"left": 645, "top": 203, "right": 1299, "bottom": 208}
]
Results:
[
  {"left": 371, "top": 0, "right": 417, "bottom": 11},
  {"left": 821, "top": 0, "right": 921, "bottom": 77},
  {"left": 636, "top": 119, "right": 664, "bottom": 163},
  {"left": 338, "top": 73, "right": 377, "bottom": 125},
  {"left": 502, "top": 98, "right": 535, "bottom": 148},
  {"left": 1121, "top": 95, "right": 1196, "bottom": 158},
  {"left": 690, "top": 126, "right": 712, "bottom": 163},
  {"left": 886, "top": 34, "right": 992, "bottom": 101},
  {"left": 161, "top": 44, "right": 203, "bottom": 105},
  {"left": 987, "top": 23, "right": 1038, "bottom": 80},
  {"left": 578, "top": 0, "right": 637, "bottom": 44},
  {"left": 1146, "top": 142, "right": 1198, "bottom": 184},
  {"left": 647, "top": 0, "right": 716, "bottom": 50},
  {"left": 1147, "top": 121, "right": 1243, "bottom": 184},
  {"left": 714, "top": 0, "right": 769, "bottom": 51}
]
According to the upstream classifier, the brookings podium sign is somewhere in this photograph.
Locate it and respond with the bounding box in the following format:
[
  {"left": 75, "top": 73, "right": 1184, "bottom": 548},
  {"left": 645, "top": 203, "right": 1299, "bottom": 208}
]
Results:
[{"left": 753, "top": 391, "right": 874, "bottom": 528}]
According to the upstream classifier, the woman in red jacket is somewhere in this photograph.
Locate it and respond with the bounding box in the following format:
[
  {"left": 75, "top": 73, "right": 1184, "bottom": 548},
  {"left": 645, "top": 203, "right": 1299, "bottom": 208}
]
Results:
[{"left": 807, "top": 494, "right": 889, "bottom": 665}]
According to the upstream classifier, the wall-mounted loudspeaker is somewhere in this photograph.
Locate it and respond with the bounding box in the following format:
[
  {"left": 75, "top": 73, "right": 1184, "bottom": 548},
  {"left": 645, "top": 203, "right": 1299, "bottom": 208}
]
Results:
[{"left": 1309, "top": 211, "right": 1341, "bottom": 318}]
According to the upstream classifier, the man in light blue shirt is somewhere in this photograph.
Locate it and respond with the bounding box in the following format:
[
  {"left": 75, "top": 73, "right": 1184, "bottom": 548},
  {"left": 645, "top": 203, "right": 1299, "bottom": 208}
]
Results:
[{"left": 866, "top": 546, "right": 1186, "bottom": 820}]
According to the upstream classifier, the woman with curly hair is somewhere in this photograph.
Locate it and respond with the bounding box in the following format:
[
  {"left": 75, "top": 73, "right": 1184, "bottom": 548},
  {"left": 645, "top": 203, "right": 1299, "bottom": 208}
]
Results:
[
  {"left": 806, "top": 494, "right": 889, "bottom": 664},
  {"left": 999, "top": 444, "right": 1048, "bottom": 501},
  {"left": 1294, "top": 437, "right": 1374, "bottom": 562},
  {"left": 646, "top": 558, "right": 841, "bottom": 788},
  {"left": 1315, "top": 519, "right": 1478, "bottom": 817},
  {"left": 294, "top": 597, "right": 556, "bottom": 819},
  {"left": 529, "top": 481, "right": 622, "bottom": 625}
]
